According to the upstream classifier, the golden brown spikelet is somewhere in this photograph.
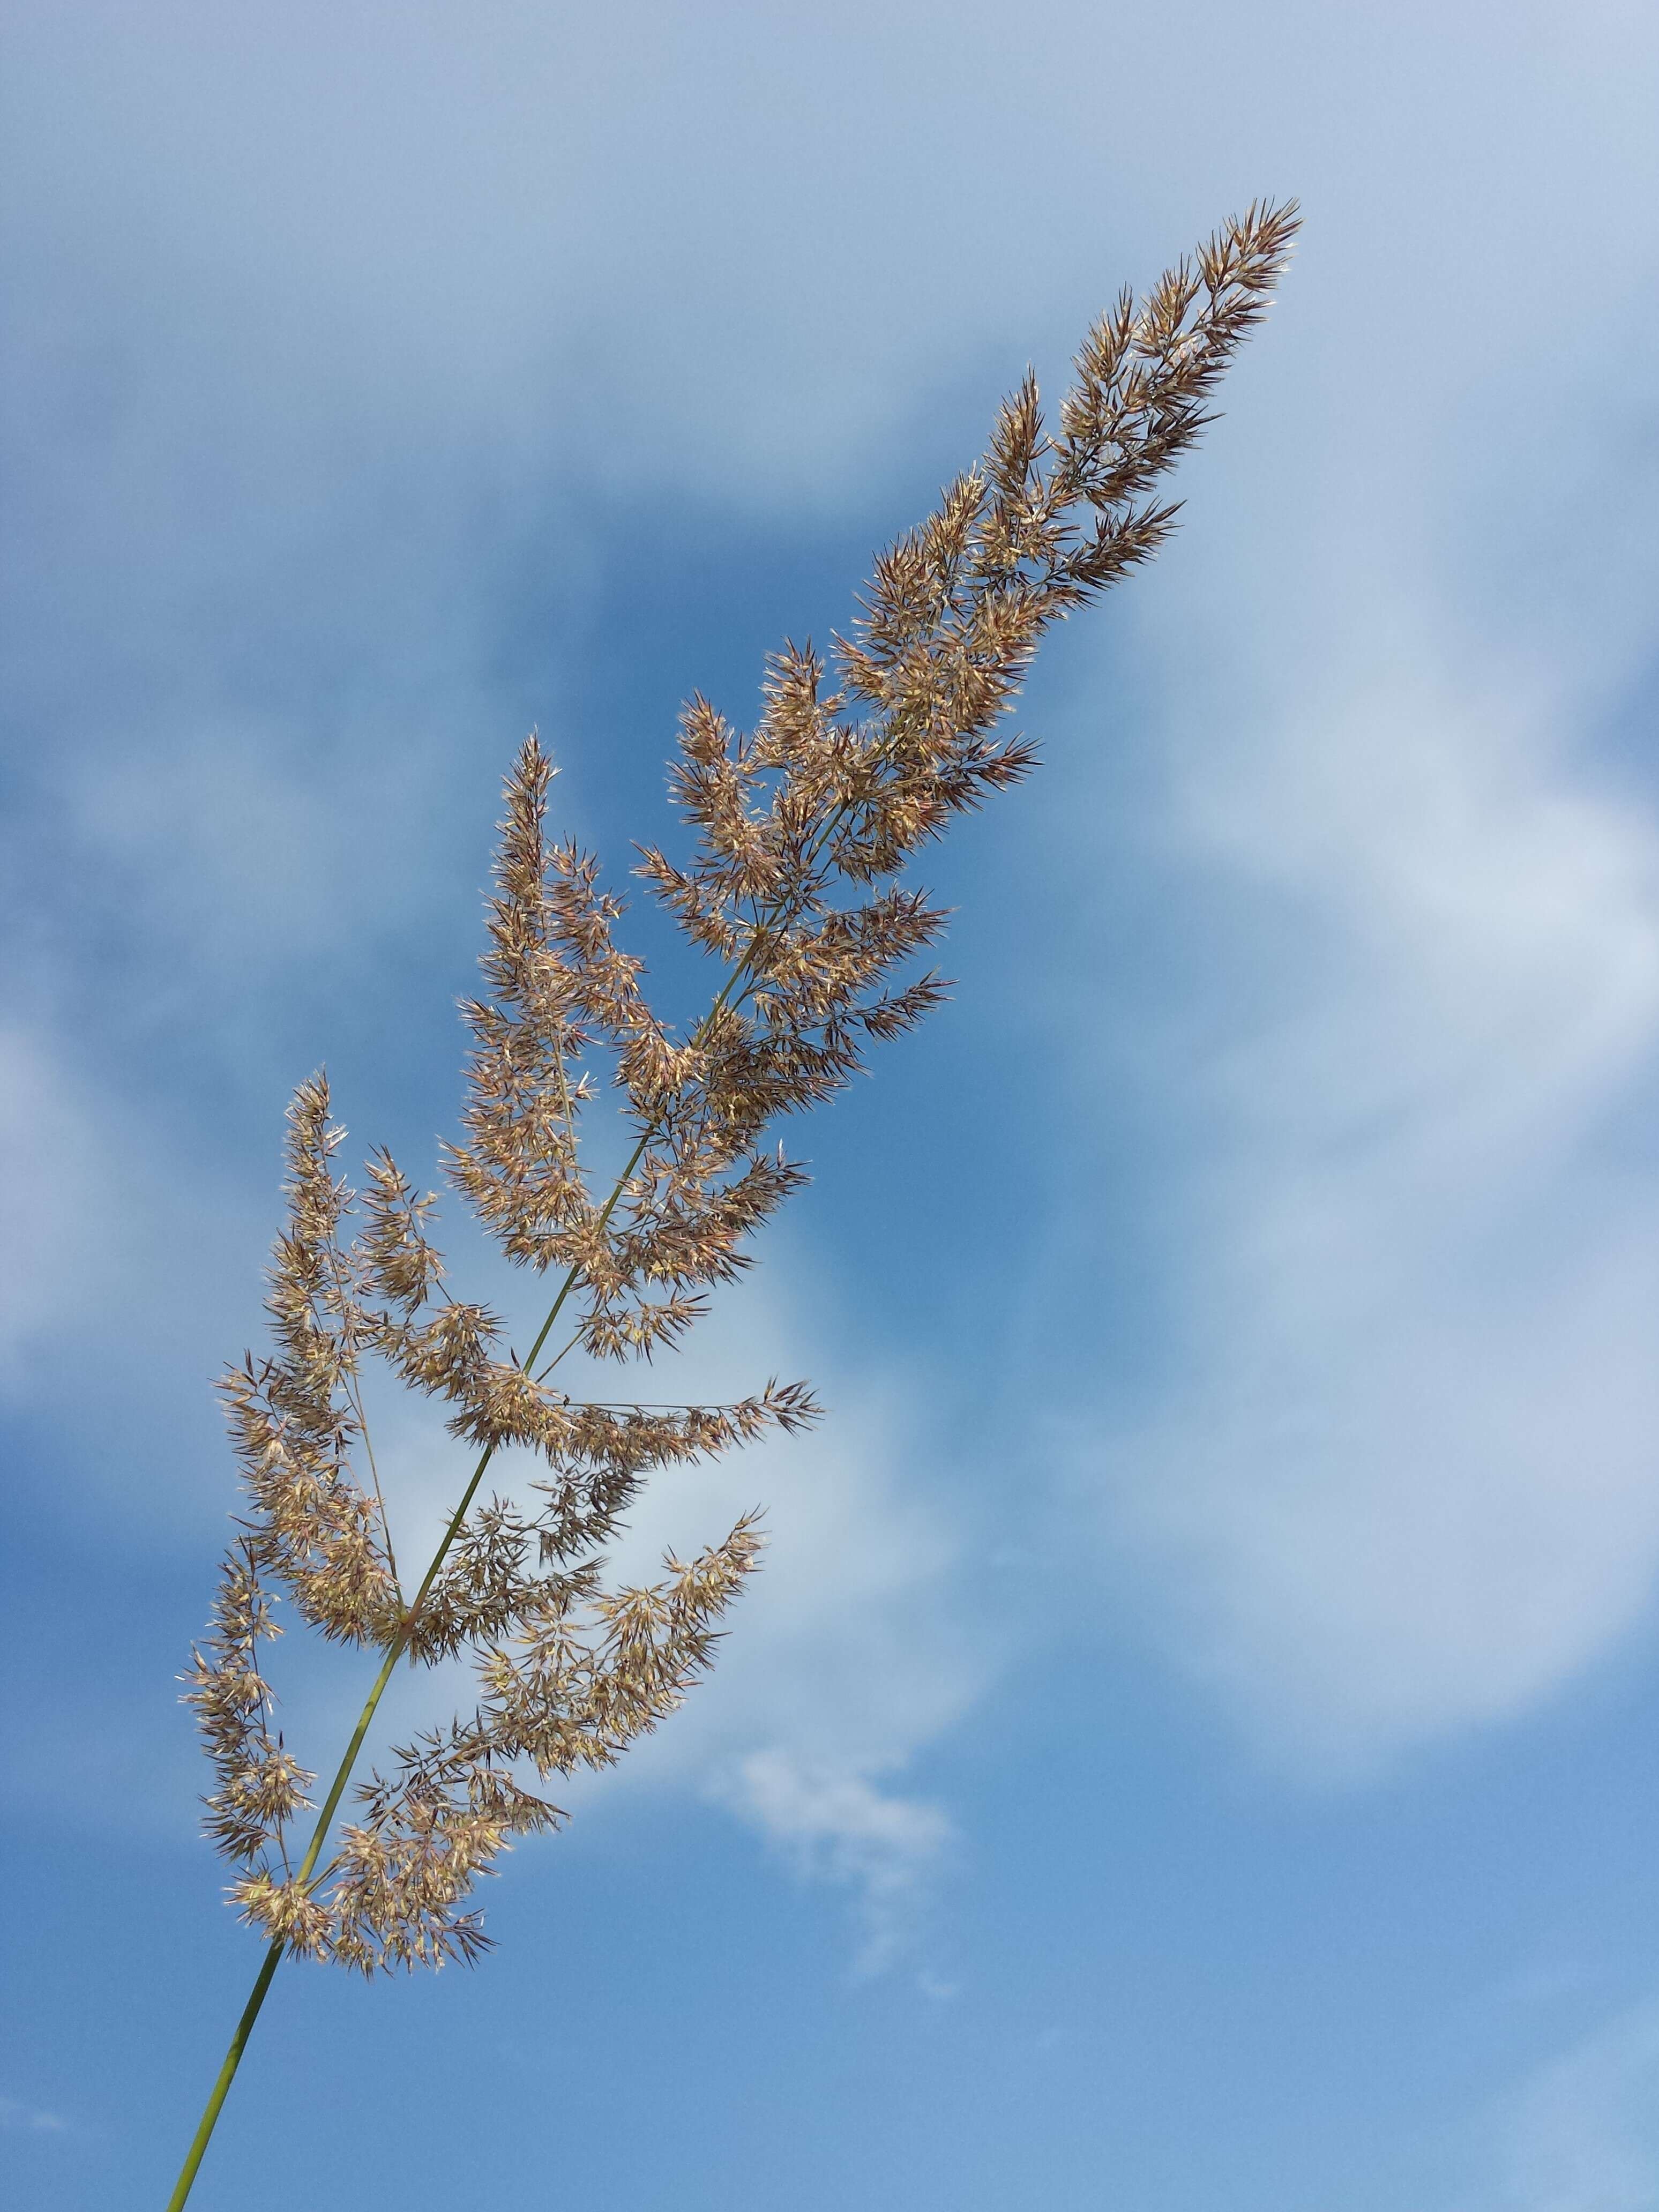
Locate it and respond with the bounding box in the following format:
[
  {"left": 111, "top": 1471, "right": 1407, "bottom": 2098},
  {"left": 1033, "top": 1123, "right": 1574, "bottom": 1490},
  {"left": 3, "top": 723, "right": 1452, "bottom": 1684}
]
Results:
[{"left": 183, "top": 201, "right": 1297, "bottom": 1989}]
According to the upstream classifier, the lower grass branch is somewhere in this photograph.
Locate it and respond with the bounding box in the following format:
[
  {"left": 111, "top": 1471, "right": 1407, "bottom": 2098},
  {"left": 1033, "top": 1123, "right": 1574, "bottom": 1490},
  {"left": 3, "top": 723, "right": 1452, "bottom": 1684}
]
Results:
[{"left": 165, "top": 979, "right": 748, "bottom": 2206}]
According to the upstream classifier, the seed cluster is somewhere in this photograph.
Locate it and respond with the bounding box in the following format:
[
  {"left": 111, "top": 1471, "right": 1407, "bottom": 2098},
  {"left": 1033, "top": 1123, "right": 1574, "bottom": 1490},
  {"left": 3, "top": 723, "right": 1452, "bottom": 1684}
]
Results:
[{"left": 185, "top": 202, "right": 1298, "bottom": 1974}]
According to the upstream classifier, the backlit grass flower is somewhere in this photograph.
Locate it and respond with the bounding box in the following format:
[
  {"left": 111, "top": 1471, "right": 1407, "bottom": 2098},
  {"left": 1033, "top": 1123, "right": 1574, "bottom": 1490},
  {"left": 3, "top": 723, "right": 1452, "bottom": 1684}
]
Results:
[{"left": 168, "top": 199, "right": 1299, "bottom": 2207}]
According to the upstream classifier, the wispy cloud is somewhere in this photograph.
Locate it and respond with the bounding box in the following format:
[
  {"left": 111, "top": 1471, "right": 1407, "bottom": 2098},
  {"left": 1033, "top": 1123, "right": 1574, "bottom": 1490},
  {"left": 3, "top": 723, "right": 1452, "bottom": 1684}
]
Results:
[
  {"left": 1481, "top": 2000, "right": 1659, "bottom": 2212},
  {"left": 511, "top": 1265, "right": 988, "bottom": 1967},
  {"left": 0, "top": 1022, "right": 112, "bottom": 1383},
  {"left": 1079, "top": 637, "right": 1659, "bottom": 1770},
  {"left": 1035, "top": 2, "right": 1659, "bottom": 1774},
  {"left": 716, "top": 1749, "right": 955, "bottom": 1979},
  {"left": 0, "top": 2094, "right": 66, "bottom": 2133}
]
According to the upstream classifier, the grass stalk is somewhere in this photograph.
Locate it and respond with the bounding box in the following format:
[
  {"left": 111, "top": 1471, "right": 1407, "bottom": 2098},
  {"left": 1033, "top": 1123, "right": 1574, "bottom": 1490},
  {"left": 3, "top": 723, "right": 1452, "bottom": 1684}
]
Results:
[{"left": 165, "top": 201, "right": 1297, "bottom": 2202}]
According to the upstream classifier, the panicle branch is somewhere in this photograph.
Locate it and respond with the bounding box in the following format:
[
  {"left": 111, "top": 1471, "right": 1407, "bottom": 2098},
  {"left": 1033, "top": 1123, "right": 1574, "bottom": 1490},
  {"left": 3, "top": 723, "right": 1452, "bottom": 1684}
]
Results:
[
  {"left": 197, "top": 1062, "right": 815, "bottom": 1966},
  {"left": 218, "top": 1080, "right": 403, "bottom": 1650},
  {"left": 182, "top": 1538, "right": 314, "bottom": 1870}
]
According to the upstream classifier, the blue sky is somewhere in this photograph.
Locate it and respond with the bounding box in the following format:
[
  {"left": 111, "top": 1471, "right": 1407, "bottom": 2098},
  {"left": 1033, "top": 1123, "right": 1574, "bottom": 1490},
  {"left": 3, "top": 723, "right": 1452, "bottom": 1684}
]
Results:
[{"left": 4, "top": 2, "right": 1659, "bottom": 2206}]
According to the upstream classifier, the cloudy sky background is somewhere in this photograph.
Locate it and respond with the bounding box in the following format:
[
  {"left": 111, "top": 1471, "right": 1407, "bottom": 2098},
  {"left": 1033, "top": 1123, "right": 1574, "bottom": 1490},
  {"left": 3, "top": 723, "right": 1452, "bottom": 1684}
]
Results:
[{"left": 4, "top": 2, "right": 1659, "bottom": 2206}]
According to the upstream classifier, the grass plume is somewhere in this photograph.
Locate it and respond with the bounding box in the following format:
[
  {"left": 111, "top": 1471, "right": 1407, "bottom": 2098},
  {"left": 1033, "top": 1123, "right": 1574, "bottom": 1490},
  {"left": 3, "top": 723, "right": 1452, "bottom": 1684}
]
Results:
[{"left": 166, "top": 198, "right": 1299, "bottom": 2206}]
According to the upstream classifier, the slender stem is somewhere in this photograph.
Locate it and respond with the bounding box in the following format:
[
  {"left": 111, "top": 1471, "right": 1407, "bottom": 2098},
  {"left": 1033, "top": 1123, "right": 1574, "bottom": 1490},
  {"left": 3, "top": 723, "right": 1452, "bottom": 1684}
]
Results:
[
  {"left": 348, "top": 1382, "right": 401, "bottom": 1598},
  {"left": 163, "top": 1942, "right": 283, "bottom": 2212},
  {"left": 318, "top": 1228, "right": 403, "bottom": 1597},
  {"left": 166, "top": 827, "right": 850, "bottom": 2206}
]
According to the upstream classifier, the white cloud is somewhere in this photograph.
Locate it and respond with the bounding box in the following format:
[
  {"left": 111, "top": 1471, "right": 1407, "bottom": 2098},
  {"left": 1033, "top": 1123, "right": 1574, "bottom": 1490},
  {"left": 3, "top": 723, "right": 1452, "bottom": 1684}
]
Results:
[
  {"left": 1071, "top": 567, "right": 1659, "bottom": 1775},
  {"left": 0, "top": 1022, "right": 110, "bottom": 1384},
  {"left": 21, "top": 0, "right": 1652, "bottom": 540},
  {"left": 987, "top": 0, "right": 1659, "bottom": 1777},
  {"left": 715, "top": 1748, "right": 954, "bottom": 1978},
  {"left": 0, "top": 2094, "right": 66, "bottom": 2133},
  {"left": 1479, "top": 2001, "right": 1659, "bottom": 2212},
  {"left": 553, "top": 1284, "right": 984, "bottom": 1963}
]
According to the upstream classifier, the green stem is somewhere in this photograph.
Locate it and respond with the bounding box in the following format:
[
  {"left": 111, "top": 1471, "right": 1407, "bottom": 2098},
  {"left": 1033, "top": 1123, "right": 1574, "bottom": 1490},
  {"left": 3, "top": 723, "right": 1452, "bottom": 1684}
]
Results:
[{"left": 162, "top": 1942, "right": 283, "bottom": 2212}]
